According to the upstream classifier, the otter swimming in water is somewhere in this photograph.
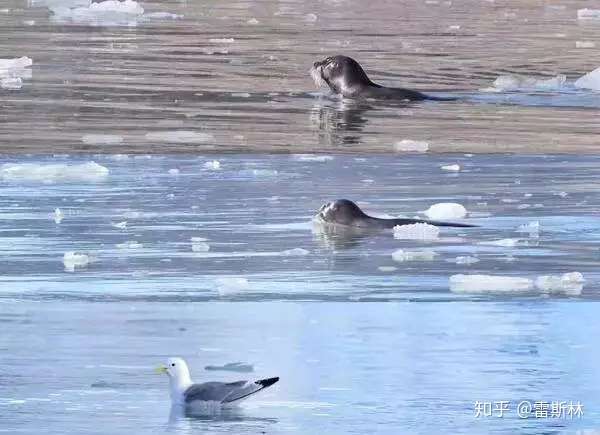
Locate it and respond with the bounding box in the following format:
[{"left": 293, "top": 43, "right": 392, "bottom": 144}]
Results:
[
  {"left": 310, "top": 55, "right": 455, "bottom": 101},
  {"left": 315, "top": 199, "right": 475, "bottom": 228}
]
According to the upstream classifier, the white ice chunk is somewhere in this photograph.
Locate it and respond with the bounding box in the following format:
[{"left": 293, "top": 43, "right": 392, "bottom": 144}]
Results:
[
  {"left": 576, "top": 41, "right": 596, "bottom": 49},
  {"left": 574, "top": 67, "right": 600, "bottom": 91},
  {"left": 145, "top": 130, "right": 214, "bottom": 144},
  {"left": 209, "top": 38, "right": 234, "bottom": 43},
  {"left": 0, "top": 161, "right": 108, "bottom": 183},
  {"left": 53, "top": 208, "right": 64, "bottom": 224},
  {"left": 450, "top": 274, "right": 534, "bottom": 293},
  {"left": 454, "top": 255, "right": 479, "bottom": 265},
  {"left": 305, "top": 13, "right": 317, "bottom": 22},
  {"left": 216, "top": 277, "right": 250, "bottom": 295},
  {"left": 489, "top": 74, "right": 567, "bottom": 92},
  {"left": 81, "top": 134, "right": 123, "bottom": 145},
  {"left": 517, "top": 221, "right": 540, "bottom": 237},
  {"left": 63, "top": 251, "right": 89, "bottom": 272},
  {"left": 480, "top": 238, "right": 520, "bottom": 247},
  {"left": 144, "top": 12, "right": 182, "bottom": 20},
  {"left": 116, "top": 240, "right": 142, "bottom": 249},
  {"left": 239, "top": 169, "right": 278, "bottom": 177},
  {"left": 0, "top": 56, "right": 33, "bottom": 90},
  {"left": 577, "top": 9, "right": 600, "bottom": 20},
  {"left": 292, "top": 154, "right": 334, "bottom": 162},
  {"left": 393, "top": 223, "right": 440, "bottom": 240},
  {"left": 191, "top": 237, "right": 210, "bottom": 252},
  {"left": 535, "top": 272, "right": 584, "bottom": 296},
  {"left": 168, "top": 168, "right": 180, "bottom": 175},
  {"left": 50, "top": 0, "right": 144, "bottom": 25},
  {"left": 394, "top": 139, "right": 429, "bottom": 153},
  {"left": 247, "top": 18, "right": 259, "bottom": 24},
  {"left": 378, "top": 266, "right": 397, "bottom": 272},
  {"left": 281, "top": 247, "right": 309, "bottom": 256},
  {"left": 424, "top": 202, "right": 467, "bottom": 220},
  {"left": 203, "top": 160, "right": 221, "bottom": 170},
  {"left": 112, "top": 221, "right": 127, "bottom": 229},
  {"left": 391, "top": 249, "right": 437, "bottom": 262},
  {"left": 441, "top": 164, "right": 461, "bottom": 171}
]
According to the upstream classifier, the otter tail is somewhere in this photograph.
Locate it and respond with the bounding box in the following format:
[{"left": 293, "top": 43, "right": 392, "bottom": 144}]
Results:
[
  {"left": 391, "top": 218, "right": 476, "bottom": 228},
  {"left": 424, "top": 95, "right": 459, "bottom": 101}
]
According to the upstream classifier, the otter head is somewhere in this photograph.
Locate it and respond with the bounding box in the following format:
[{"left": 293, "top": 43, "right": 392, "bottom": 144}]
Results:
[
  {"left": 310, "top": 55, "right": 373, "bottom": 96},
  {"left": 316, "top": 199, "right": 369, "bottom": 226}
]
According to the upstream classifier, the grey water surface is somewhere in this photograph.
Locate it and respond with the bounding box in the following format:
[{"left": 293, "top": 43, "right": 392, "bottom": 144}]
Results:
[{"left": 1, "top": 0, "right": 600, "bottom": 153}]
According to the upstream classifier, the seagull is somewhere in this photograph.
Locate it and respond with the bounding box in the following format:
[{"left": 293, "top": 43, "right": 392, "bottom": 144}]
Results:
[{"left": 156, "top": 357, "right": 279, "bottom": 408}]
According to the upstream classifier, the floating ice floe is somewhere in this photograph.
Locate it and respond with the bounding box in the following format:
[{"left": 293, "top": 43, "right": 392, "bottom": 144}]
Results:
[
  {"left": 576, "top": 41, "right": 596, "bottom": 49},
  {"left": 191, "top": 237, "right": 210, "bottom": 252},
  {"left": 479, "top": 238, "right": 521, "bottom": 247},
  {"left": 441, "top": 164, "right": 460, "bottom": 171},
  {"left": 393, "top": 223, "right": 440, "bottom": 240},
  {"left": 81, "top": 134, "right": 123, "bottom": 145},
  {"left": 50, "top": 0, "right": 144, "bottom": 25},
  {"left": 112, "top": 221, "right": 127, "bottom": 229},
  {"left": 450, "top": 272, "right": 584, "bottom": 296},
  {"left": 378, "top": 266, "right": 397, "bottom": 272},
  {"left": 204, "top": 160, "right": 221, "bottom": 170},
  {"left": 0, "top": 161, "right": 108, "bottom": 183},
  {"left": 535, "top": 272, "right": 584, "bottom": 296},
  {"left": 0, "top": 56, "right": 33, "bottom": 90},
  {"left": 215, "top": 277, "right": 250, "bottom": 295},
  {"left": 63, "top": 251, "right": 89, "bottom": 272},
  {"left": 574, "top": 67, "right": 600, "bottom": 91},
  {"left": 239, "top": 169, "right": 278, "bottom": 177},
  {"left": 394, "top": 139, "right": 429, "bottom": 153},
  {"left": 292, "top": 154, "right": 334, "bottom": 162},
  {"left": 281, "top": 248, "right": 309, "bottom": 256},
  {"left": 53, "top": 208, "right": 64, "bottom": 224},
  {"left": 305, "top": 13, "right": 317, "bottom": 22},
  {"left": 450, "top": 274, "right": 534, "bottom": 293},
  {"left": 489, "top": 74, "right": 567, "bottom": 92},
  {"left": 424, "top": 202, "right": 467, "bottom": 220},
  {"left": 454, "top": 255, "right": 479, "bottom": 265},
  {"left": 205, "top": 362, "right": 254, "bottom": 373},
  {"left": 145, "top": 131, "right": 214, "bottom": 144},
  {"left": 209, "top": 38, "right": 235, "bottom": 43},
  {"left": 144, "top": 11, "right": 182, "bottom": 20},
  {"left": 168, "top": 168, "right": 179, "bottom": 176},
  {"left": 577, "top": 9, "right": 600, "bottom": 20},
  {"left": 517, "top": 221, "right": 540, "bottom": 237},
  {"left": 392, "top": 249, "right": 437, "bottom": 262},
  {"left": 247, "top": 18, "right": 259, "bottom": 25},
  {"left": 116, "top": 240, "right": 142, "bottom": 249}
]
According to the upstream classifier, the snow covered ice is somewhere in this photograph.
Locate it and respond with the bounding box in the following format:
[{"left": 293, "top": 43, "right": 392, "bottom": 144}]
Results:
[
  {"left": 393, "top": 223, "right": 440, "bottom": 240},
  {"left": 394, "top": 140, "right": 429, "bottom": 153},
  {"left": 0, "top": 57, "right": 33, "bottom": 90},
  {"left": 424, "top": 203, "right": 467, "bottom": 220},
  {"left": 0, "top": 162, "right": 108, "bottom": 183},
  {"left": 574, "top": 67, "right": 600, "bottom": 91}
]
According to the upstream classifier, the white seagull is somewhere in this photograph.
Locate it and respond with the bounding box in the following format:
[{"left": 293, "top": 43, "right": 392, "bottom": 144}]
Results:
[{"left": 156, "top": 357, "right": 279, "bottom": 408}]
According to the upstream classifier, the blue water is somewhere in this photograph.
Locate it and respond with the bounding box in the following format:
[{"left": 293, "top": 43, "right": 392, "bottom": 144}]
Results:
[{"left": 1, "top": 154, "right": 600, "bottom": 434}]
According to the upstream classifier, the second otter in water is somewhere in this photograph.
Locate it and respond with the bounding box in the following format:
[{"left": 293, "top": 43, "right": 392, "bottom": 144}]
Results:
[
  {"left": 310, "top": 55, "right": 454, "bottom": 101},
  {"left": 316, "top": 199, "right": 475, "bottom": 228}
]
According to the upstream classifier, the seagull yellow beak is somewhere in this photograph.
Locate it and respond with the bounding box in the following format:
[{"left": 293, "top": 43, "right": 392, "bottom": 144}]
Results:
[{"left": 155, "top": 364, "right": 168, "bottom": 374}]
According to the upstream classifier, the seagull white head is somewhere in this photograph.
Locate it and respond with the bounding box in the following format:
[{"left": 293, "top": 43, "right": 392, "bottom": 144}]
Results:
[{"left": 156, "top": 357, "right": 193, "bottom": 404}]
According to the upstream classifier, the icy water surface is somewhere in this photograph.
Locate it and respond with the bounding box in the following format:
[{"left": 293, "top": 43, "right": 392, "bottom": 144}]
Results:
[
  {"left": 2, "top": 154, "right": 600, "bottom": 434},
  {"left": 1, "top": 0, "right": 600, "bottom": 153}
]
